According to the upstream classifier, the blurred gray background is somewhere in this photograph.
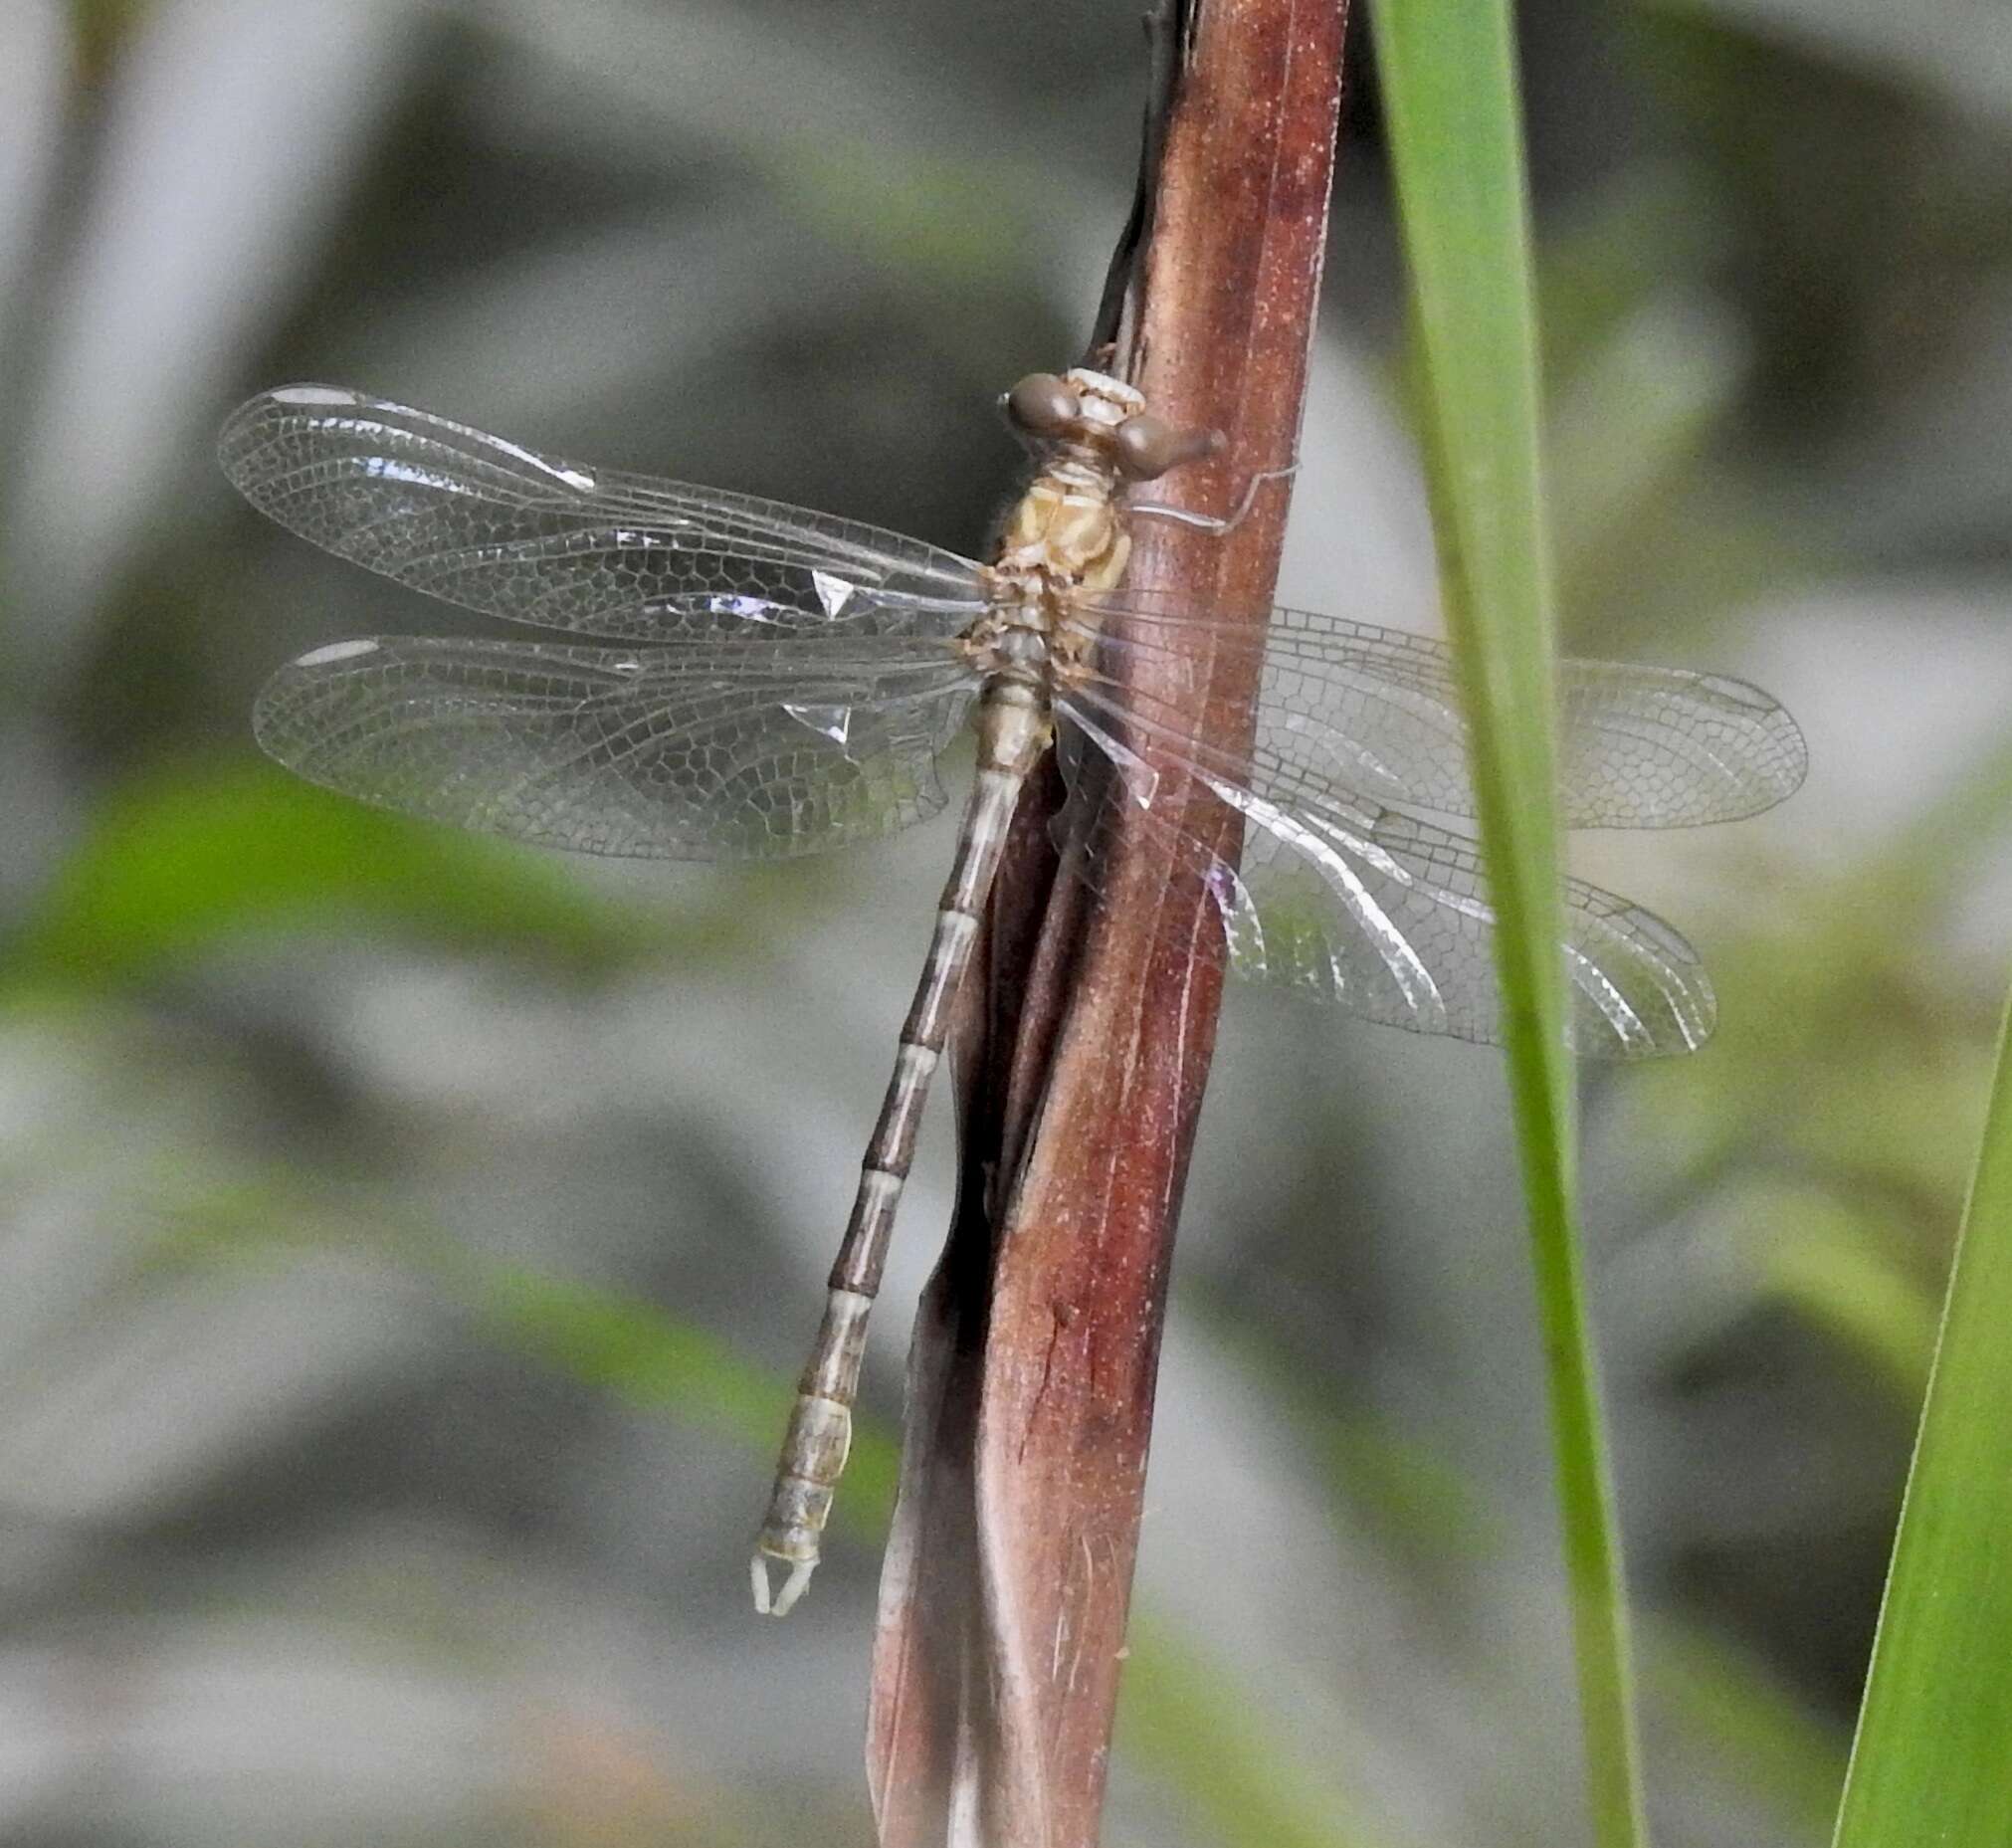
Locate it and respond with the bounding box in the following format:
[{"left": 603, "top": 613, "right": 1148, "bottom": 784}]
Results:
[{"left": 1, "top": 1, "right": 2008, "bottom": 1844}]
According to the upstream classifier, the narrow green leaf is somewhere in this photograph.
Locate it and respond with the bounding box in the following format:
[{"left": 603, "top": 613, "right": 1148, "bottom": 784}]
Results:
[
  {"left": 1368, "top": 0, "right": 1647, "bottom": 1842},
  {"left": 1832, "top": 988, "right": 2012, "bottom": 1846}
]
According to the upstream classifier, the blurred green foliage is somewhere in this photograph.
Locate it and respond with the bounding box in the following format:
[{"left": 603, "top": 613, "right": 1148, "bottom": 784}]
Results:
[{"left": 10, "top": 761, "right": 672, "bottom": 988}]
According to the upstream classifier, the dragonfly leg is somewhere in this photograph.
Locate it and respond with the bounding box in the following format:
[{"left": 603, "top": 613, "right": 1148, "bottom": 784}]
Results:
[{"left": 1128, "top": 460, "right": 1300, "bottom": 535}]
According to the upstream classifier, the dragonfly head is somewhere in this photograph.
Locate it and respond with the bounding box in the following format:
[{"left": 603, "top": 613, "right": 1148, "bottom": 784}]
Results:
[{"left": 1001, "top": 369, "right": 1222, "bottom": 485}]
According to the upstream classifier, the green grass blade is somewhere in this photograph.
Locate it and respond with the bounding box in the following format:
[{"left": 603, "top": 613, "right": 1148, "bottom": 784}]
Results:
[
  {"left": 1832, "top": 987, "right": 2012, "bottom": 1846},
  {"left": 1368, "top": 1, "right": 1648, "bottom": 1842}
]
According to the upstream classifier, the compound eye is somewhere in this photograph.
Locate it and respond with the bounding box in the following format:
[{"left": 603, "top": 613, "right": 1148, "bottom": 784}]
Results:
[
  {"left": 1113, "top": 413, "right": 1226, "bottom": 482},
  {"left": 1003, "top": 373, "right": 1081, "bottom": 438}
]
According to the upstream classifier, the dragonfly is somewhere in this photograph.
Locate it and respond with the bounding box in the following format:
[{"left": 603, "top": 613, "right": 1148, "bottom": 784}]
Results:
[{"left": 220, "top": 369, "right": 1805, "bottom": 1616}]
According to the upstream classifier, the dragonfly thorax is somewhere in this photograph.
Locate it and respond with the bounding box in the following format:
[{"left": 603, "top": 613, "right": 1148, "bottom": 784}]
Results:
[{"left": 994, "top": 469, "right": 1130, "bottom": 593}]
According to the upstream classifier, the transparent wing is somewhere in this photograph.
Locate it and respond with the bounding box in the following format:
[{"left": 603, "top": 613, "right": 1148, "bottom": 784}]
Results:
[
  {"left": 1059, "top": 692, "right": 1714, "bottom": 1058},
  {"left": 255, "top": 634, "right": 979, "bottom": 861},
  {"left": 221, "top": 385, "right": 991, "bottom": 642},
  {"left": 1068, "top": 597, "right": 1807, "bottom": 828}
]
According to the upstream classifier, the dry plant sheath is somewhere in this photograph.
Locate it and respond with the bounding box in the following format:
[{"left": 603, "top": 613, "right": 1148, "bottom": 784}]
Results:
[{"left": 868, "top": 2, "right": 1350, "bottom": 1840}]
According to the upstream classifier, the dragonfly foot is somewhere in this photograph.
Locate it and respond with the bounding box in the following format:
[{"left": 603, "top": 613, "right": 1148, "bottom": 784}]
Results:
[{"left": 750, "top": 1550, "right": 818, "bottom": 1617}]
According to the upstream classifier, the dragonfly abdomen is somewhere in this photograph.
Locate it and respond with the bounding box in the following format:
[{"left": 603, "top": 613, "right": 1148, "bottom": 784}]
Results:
[{"left": 751, "top": 677, "right": 1050, "bottom": 1614}]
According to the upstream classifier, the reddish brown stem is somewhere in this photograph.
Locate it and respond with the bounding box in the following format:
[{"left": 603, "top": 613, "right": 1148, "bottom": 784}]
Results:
[{"left": 868, "top": 4, "right": 1347, "bottom": 1842}]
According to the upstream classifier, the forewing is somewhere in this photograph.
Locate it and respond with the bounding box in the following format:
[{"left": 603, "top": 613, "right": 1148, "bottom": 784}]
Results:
[
  {"left": 255, "top": 635, "right": 977, "bottom": 861},
  {"left": 1059, "top": 696, "right": 1714, "bottom": 1058},
  {"left": 1070, "top": 598, "right": 1806, "bottom": 828},
  {"left": 221, "top": 385, "right": 989, "bottom": 642}
]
